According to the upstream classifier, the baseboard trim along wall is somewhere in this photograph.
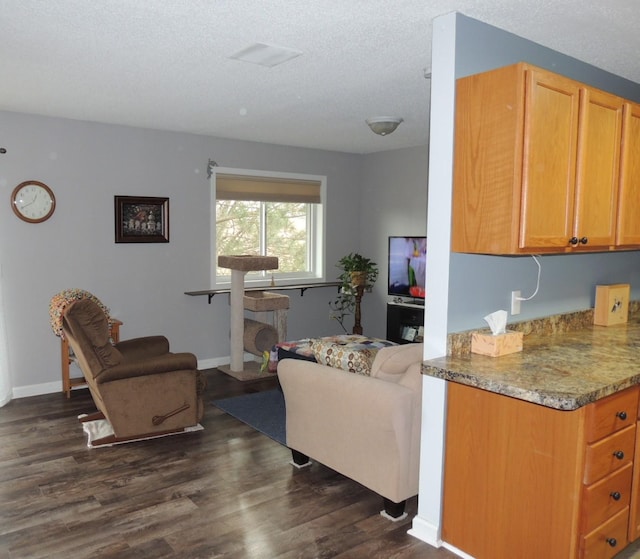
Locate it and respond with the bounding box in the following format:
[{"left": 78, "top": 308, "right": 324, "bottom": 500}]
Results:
[
  {"left": 11, "top": 355, "right": 244, "bottom": 399},
  {"left": 408, "top": 515, "right": 442, "bottom": 548}
]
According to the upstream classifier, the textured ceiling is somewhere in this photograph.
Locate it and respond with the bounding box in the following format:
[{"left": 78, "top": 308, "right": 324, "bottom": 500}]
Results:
[{"left": 2, "top": 1, "right": 640, "bottom": 154}]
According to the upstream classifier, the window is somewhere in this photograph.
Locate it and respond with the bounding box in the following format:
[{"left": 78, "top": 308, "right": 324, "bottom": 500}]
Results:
[{"left": 211, "top": 167, "right": 326, "bottom": 287}]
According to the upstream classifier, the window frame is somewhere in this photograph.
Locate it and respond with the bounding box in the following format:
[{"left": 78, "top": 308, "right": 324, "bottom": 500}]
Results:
[{"left": 211, "top": 166, "right": 327, "bottom": 289}]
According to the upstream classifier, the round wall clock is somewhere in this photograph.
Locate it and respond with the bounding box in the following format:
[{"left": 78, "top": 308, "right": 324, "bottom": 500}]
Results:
[{"left": 11, "top": 180, "right": 56, "bottom": 223}]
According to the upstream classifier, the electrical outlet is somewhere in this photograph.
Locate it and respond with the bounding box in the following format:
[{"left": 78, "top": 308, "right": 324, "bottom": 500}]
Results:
[{"left": 511, "top": 290, "right": 521, "bottom": 315}]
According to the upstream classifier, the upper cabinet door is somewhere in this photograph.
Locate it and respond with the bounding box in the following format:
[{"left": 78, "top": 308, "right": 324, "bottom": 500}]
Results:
[
  {"left": 573, "top": 88, "right": 623, "bottom": 248},
  {"left": 451, "top": 62, "right": 527, "bottom": 255},
  {"left": 617, "top": 101, "right": 640, "bottom": 246},
  {"left": 452, "top": 62, "right": 638, "bottom": 255},
  {"left": 519, "top": 68, "right": 581, "bottom": 250}
]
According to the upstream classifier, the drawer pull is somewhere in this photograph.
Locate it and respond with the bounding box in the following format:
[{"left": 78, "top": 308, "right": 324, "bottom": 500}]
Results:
[
  {"left": 606, "top": 538, "right": 617, "bottom": 548},
  {"left": 613, "top": 450, "right": 625, "bottom": 460},
  {"left": 610, "top": 491, "right": 621, "bottom": 501},
  {"left": 569, "top": 237, "right": 579, "bottom": 246},
  {"left": 617, "top": 411, "right": 628, "bottom": 420}
]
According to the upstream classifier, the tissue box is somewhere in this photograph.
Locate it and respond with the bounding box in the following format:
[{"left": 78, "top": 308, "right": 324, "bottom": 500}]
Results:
[
  {"left": 594, "top": 284, "right": 630, "bottom": 326},
  {"left": 471, "top": 331, "right": 523, "bottom": 357}
]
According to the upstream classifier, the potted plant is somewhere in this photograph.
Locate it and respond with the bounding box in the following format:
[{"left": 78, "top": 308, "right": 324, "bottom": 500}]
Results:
[{"left": 329, "top": 252, "right": 378, "bottom": 333}]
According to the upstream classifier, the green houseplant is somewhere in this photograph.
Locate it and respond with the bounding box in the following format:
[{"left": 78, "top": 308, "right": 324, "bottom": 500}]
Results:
[{"left": 329, "top": 252, "right": 379, "bottom": 334}]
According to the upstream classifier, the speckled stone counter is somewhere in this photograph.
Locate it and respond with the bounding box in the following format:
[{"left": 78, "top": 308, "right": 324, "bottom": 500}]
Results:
[{"left": 422, "top": 304, "right": 640, "bottom": 410}]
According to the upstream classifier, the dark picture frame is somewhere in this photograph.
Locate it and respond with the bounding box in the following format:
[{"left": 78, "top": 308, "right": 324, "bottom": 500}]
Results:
[{"left": 114, "top": 196, "right": 169, "bottom": 243}]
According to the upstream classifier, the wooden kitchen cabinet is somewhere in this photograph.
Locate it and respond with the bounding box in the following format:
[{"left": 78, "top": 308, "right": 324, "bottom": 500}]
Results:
[
  {"left": 616, "top": 101, "right": 640, "bottom": 246},
  {"left": 442, "top": 382, "right": 639, "bottom": 559},
  {"left": 580, "top": 388, "right": 638, "bottom": 558},
  {"left": 627, "top": 387, "right": 640, "bottom": 541},
  {"left": 452, "top": 62, "right": 626, "bottom": 255},
  {"left": 573, "top": 87, "right": 623, "bottom": 248}
]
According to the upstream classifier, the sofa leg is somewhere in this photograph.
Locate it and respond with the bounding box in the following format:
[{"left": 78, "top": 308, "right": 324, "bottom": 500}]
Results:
[
  {"left": 289, "top": 449, "right": 312, "bottom": 469},
  {"left": 380, "top": 498, "right": 408, "bottom": 521}
]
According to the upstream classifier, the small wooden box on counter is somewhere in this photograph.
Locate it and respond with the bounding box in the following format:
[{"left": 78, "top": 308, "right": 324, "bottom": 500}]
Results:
[
  {"left": 471, "top": 331, "right": 523, "bottom": 357},
  {"left": 594, "top": 283, "right": 630, "bottom": 326}
]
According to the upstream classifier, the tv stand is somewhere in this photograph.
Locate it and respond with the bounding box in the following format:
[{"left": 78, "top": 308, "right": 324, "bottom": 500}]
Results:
[{"left": 386, "top": 302, "right": 424, "bottom": 344}]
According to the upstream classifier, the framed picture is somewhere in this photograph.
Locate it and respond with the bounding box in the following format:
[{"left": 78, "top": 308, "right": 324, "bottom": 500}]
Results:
[{"left": 114, "top": 196, "right": 169, "bottom": 243}]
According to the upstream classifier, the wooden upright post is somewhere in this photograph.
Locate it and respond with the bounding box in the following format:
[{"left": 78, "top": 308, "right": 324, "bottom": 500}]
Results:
[{"left": 352, "top": 284, "right": 365, "bottom": 335}]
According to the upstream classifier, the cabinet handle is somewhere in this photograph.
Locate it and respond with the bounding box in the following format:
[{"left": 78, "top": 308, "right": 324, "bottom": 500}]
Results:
[
  {"left": 607, "top": 538, "right": 618, "bottom": 548},
  {"left": 613, "top": 450, "right": 625, "bottom": 460},
  {"left": 569, "top": 237, "right": 579, "bottom": 246},
  {"left": 579, "top": 237, "right": 588, "bottom": 245},
  {"left": 610, "top": 491, "right": 621, "bottom": 501},
  {"left": 617, "top": 411, "right": 628, "bottom": 420}
]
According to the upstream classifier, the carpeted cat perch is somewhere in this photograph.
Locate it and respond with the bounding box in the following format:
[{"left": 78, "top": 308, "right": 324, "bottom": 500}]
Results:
[{"left": 218, "top": 255, "right": 289, "bottom": 381}]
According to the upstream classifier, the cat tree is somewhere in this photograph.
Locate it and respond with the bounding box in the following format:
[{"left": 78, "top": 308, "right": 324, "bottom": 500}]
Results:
[{"left": 217, "top": 255, "right": 289, "bottom": 381}]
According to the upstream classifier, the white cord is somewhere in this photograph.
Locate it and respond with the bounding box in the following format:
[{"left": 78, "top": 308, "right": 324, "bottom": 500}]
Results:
[{"left": 516, "top": 255, "right": 541, "bottom": 301}]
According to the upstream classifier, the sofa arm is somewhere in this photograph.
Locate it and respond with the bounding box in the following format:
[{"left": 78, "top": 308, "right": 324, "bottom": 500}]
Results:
[
  {"left": 278, "top": 358, "right": 421, "bottom": 503},
  {"left": 115, "top": 336, "right": 170, "bottom": 362},
  {"left": 95, "top": 352, "right": 197, "bottom": 383}
]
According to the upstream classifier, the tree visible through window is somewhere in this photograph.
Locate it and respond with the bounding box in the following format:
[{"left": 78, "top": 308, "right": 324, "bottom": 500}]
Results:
[{"left": 212, "top": 169, "right": 325, "bottom": 284}]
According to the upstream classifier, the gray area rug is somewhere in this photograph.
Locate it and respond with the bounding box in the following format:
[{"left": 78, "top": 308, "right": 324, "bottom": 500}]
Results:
[{"left": 212, "top": 389, "right": 286, "bottom": 446}]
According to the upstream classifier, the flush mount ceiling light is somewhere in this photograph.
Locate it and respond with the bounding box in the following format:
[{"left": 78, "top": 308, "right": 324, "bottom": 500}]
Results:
[
  {"left": 366, "top": 117, "right": 404, "bottom": 136},
  {"left": 229, "top": 43, "right": 303, "bottom": 68}
]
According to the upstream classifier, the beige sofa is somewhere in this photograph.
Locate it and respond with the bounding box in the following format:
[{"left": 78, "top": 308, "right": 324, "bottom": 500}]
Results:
[{"left": 278, "top": 342, "right": 423, "bottom": 520}]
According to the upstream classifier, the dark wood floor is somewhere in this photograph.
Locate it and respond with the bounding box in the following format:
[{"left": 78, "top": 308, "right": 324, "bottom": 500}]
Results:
[{"left": 0, "top": 368, "right": 458, "bottom": 559}]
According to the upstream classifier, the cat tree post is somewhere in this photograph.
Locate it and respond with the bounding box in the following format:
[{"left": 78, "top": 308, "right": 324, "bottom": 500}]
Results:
[
  {"left": 217, "top": 255, "right": 279, "bottom": 376},
  {"left": 229, "top": 268, "right": 246, "bottom": 371}
]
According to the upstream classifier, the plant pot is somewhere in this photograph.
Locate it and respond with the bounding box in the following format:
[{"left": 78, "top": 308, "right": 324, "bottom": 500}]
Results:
[{"left": 350, "top": 271, "right": 367, "bottom": 287}]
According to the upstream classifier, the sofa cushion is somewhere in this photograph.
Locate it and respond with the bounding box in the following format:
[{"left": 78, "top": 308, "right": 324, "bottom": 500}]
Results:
[{"left": 371, "top": 343, "right": 424, "bottom": 381}]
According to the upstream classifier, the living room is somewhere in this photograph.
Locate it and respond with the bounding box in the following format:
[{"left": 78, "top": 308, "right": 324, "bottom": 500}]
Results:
[
  {"left": 4, "top": 3, "right": 640, "bottom": 558},
  {"left": 4, "top": 8, "right": 640, "bottom": 414},
  {"left": 0, "top": 113, "right": 429, "bottom": 394}
]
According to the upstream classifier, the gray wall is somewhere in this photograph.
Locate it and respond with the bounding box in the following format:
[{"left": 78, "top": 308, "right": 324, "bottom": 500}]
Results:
[
  {"left": 1, "top": 111, "right": 362, "bottom": 392},
  {"left": 447, "top": 14, "right": 640, "bottom": 333},
  {"left": 0, "top": 110, "right": 429, "bottom": 394},
  {"left": 360, "top": 146, "right": 429, "bottom": 339}
]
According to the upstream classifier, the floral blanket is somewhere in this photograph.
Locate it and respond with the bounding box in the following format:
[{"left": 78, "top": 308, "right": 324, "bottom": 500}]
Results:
[{"left": 272, "top": 335, "right": 396, "bottom": 375}]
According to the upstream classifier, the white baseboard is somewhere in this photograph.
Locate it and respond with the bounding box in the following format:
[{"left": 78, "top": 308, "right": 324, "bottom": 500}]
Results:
[
  {"left": 198, "top": 353, "right": 259, "bottom": 371},
  {"left": 197, "top": 357, "right": 230, "bottom": 370},
  {"left": 407, "top": 514, "right": 442, "bottom": 548},
  {"left": 408, "top": 517, "right": 474, "bottom": 559},
  {"left": 441, "top": 543, "right": 475, "bottom": 559},
  {"left": 11, "top": 354, "right": 257, "bottom": 400},
  {"left": 13, "top": 381, "right": 63, "bottom": 399}
]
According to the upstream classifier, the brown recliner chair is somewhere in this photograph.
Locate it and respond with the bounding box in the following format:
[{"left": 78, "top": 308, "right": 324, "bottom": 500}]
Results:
[{"left": 62, "top": 298, "right": 205, "bottom": 445}]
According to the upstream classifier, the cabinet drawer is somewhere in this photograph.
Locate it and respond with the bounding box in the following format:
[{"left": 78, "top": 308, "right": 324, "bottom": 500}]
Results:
[
  {"left": 581, "top": 507, "right": 629, "bottom": 559},
  {"left": 582, "top": 462, "right": 632, "bottom": 534},
  {"left": 585, "top": 387, "right": 638, "bottom": 443},
  {"left": 584, "top": 425, "right": 636, "bottom": 485}
]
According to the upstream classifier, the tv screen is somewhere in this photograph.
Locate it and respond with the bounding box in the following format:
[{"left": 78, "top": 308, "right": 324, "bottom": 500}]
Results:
[{"left": 388, "top": 236, "right": 426, "bottom": 299}]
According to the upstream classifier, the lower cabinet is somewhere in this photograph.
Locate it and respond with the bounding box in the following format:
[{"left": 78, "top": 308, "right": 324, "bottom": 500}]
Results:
[
  {"left": 579, "top": 388, "right": 638, "bottom": 558},
  {"left": 628, "top": 412, "right": 640, "bottom": 541},
  {"left": 442, "top": 382, "right": 639, "bottom": 559}
]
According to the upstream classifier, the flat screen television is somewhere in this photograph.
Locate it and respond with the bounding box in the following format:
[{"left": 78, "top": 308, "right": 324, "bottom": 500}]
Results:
[{"left": 388, "top": 236, "right": 426, "bottom": 301}]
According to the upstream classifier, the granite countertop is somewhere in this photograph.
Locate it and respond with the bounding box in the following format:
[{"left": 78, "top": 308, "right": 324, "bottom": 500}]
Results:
[{"left": 422, "top": 316, "right": 640, "bottom": 410}]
